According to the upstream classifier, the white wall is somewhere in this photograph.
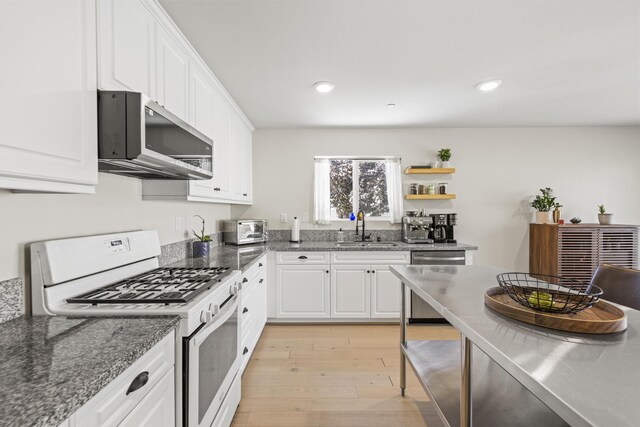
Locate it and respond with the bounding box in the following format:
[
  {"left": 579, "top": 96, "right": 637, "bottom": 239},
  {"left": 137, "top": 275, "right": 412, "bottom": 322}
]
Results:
[
  {"left": 0, "top": 173, "right": 230, "bottom": 281},
  {"left": 232, "top": 127, "right": 640, "bottom": 270}
]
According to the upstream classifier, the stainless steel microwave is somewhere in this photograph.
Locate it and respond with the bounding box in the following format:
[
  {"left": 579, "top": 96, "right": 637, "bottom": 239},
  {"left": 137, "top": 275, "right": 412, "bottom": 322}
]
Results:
[
  {"left": 222, "top": 220, "right": 267, "bottom": 245},
  {"left": 97, "top": 91, "right": 213, "bottom": 180}
]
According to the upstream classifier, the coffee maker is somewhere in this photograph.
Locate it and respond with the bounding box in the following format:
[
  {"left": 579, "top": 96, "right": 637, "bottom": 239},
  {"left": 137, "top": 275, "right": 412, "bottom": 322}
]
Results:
[
  {"left": 429, "top": 213, "right": 457, "bottom": 244},
  {"left": 401, "top": 215, "right": 434, "bottom": 243}
]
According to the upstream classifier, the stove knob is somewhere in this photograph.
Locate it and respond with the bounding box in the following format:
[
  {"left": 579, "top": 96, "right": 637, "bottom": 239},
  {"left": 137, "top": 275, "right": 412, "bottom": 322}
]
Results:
[
  {"left": 210, "top": 304, "right": 220, "bottom": 315},
  {"left": 230, "top": 284, "right": 239, "bottom": 295},
  {"left": 200, "top": 310, "right": 213, "bottom": 323}
]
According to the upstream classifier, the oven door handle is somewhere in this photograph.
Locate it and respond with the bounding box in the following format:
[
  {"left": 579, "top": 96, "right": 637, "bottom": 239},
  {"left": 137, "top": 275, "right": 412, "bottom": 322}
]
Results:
[{"left": 192, "top": 295, "right": 239, "bottom": 347}]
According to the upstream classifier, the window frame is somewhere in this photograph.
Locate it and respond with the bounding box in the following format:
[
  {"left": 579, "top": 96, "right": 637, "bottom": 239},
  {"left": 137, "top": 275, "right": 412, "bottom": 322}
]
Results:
[{"left": 325, "top": 157, "right": 394, "bottom": 222}]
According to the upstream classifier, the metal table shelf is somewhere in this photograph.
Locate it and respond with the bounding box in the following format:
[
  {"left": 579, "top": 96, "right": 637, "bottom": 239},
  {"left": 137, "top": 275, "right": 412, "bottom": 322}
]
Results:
[{"left": 401, "top": 340, "right": 460, "bottom": 427}]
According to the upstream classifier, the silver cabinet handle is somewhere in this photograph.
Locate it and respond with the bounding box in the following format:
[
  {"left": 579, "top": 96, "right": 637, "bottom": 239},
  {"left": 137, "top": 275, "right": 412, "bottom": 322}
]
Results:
[{"left": 413, "top": 256, "right": 465, "bottom": 262}]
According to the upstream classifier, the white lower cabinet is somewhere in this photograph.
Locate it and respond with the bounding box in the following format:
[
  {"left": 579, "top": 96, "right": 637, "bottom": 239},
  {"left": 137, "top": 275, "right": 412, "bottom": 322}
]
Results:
[
  {"left": 331, "top": 265, "right": 371, "bottom": 318},
  {"left": 240, "top": 255, "right": 268, "bottom": 373},
  {"left": 274, "top": 251, "right": 410, "bottom": 321},
  {"left": 69, "top": 331, "right": 175, "bottom": 427},
  {"left": 276, "top": 265, "right": 331, "bottom": 318},
  {"left": 371, "top": 265, "right": 403, "bottom": 318},
  {"left": 118, "top": 369, "right": 174, "bottom": 427}
]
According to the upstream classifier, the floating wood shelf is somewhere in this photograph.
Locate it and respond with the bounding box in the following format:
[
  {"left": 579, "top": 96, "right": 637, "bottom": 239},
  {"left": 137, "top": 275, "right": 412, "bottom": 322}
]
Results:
[
  {"left": 404, "top": 167, "right": 456, "bottom": 174},
  {"left": 405, "top": 194, "right": 456, "bottom": 200}
]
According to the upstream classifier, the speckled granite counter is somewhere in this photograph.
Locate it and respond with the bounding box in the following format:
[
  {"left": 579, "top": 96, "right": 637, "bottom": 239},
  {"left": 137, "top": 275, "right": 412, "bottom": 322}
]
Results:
[
  {"left": 168, "top": 241, "right": 477, "bottom": 271},
  {"left": 167, "top": 243, "right": 268, "bottom": 272},
  {"left": 267, "top": 241, "right": 478, "bottom": 252},
  {"left": 0, "top": 315, "right": 179, "bottom": 427}
]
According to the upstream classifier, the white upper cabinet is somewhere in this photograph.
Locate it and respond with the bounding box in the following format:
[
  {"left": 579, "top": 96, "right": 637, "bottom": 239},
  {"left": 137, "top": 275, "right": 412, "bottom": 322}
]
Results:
[
  {"left": 97, "top": 0, "right": 253, "bottom": 204},
  {"left": 155, "top": 24, "right": 189, "bottom": 122},
  {"left": 97, "top": 0, "right": 156, "bottom": 98},
  {"left": 190, "top": 65, "right": 216, "bottom": 139},
  {"left": 228, "top": 116, "right": 253, "bottom": 203},
  {"left": 0, "top": 0, "right": 97, "bottom": 193}
]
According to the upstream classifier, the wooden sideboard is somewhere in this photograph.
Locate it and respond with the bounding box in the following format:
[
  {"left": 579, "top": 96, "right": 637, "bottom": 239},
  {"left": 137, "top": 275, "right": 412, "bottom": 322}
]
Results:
[{"left": 529, "top": 224, "right": 639, "bottom": 282}]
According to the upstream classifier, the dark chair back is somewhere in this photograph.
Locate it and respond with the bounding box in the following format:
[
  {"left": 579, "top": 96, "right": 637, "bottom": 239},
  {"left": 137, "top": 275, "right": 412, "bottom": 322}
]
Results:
[{"left": 591, "top": 264, "right": 640, "bottom": 310}]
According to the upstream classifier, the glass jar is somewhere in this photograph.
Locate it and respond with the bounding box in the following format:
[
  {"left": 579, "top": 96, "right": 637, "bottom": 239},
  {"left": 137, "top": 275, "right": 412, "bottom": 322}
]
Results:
[
  {"left": 418, "top": 184, "right": 426, "bottom": 194},
  {"left": 427, "top": 184, "right": 436, "bottom": 195},
  {"left": 439, "top": 183, "right": 448, "bottom": 194},
  {"left": 409, "top": 183, "right": 418, "bottom": 195}
]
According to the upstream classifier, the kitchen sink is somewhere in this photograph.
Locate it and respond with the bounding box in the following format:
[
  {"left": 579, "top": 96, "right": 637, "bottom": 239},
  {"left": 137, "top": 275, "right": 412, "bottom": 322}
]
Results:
[{"left": 336, "top": 242, "right": 399, "bottom": 247}]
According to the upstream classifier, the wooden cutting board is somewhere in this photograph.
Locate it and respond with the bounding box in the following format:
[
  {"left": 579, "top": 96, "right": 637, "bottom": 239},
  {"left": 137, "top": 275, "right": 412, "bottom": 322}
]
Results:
[{"left": 485, "top": 287, "right": 627, "bottom": 334}]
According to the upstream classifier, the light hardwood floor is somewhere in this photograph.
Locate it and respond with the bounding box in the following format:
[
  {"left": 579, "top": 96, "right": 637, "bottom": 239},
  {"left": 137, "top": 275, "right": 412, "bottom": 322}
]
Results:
[{"left": 231, "top": 324, "right": 460, "bottom": 427}]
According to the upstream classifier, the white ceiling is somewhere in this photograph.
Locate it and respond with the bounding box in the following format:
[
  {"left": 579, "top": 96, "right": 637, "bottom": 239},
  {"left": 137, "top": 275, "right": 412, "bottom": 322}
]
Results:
[{"left": 160, "top": 0, "right": 640, "bottom": 128}]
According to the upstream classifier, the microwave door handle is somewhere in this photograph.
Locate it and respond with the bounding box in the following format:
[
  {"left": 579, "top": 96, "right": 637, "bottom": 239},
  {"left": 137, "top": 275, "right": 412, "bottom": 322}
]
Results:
[{"left": 192, "top": 295, "right": 238, "bottom": 347}]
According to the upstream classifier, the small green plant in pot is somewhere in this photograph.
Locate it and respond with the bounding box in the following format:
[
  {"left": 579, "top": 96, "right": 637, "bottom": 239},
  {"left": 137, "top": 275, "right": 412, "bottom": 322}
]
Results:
[
  {"left": 597, "top": 204, "right": 613, "bottom": 225},
  {"left": 192, "top": 215, "right": 212, "bottom": 257},
  {"left": 437, "top": 148, "right": 452, "bottom": 168},
  {"left": 530, "top": 187, "right": 557, "bottom": 224}
]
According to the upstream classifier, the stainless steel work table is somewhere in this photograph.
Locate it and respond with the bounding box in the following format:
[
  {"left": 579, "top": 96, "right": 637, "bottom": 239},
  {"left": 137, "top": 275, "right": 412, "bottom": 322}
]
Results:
[{"left": 391, "top": 264, "right": 639, "bottom": 427}]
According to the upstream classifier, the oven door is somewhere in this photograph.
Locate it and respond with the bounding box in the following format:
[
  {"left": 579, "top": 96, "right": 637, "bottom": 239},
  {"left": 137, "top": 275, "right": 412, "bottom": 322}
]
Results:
[{"left": 183, "top": 294, "right": 240, "bottom": 427}]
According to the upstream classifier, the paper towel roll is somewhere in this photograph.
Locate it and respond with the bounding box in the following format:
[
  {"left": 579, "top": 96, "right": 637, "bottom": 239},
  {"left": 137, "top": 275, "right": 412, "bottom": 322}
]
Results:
[{"left": 291, "top": 216, "right": 300, "bottom": 242}]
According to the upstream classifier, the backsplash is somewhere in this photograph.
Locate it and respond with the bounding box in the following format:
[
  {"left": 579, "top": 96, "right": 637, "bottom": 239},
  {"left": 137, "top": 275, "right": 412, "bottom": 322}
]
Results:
[
  {"left": 0, "top": 278, "right": 23, "bottom": 323},
  {"left": 159, "top": 232, "right": 223, "bottom": 266},
  {"left": 268, "top": 229, "right": 402, "bottom": 242}
]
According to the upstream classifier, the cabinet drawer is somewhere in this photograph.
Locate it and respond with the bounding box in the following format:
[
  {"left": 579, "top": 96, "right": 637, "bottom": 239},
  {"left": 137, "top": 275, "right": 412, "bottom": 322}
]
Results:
[
  {"left": 276, "top": 252, "right": 330, "bottom": 264},
  {"left": 243, "top": 254, "right": 267, "bottom": 282},
  {"left": 73, "top": 331, "right": 175, "bottom": 427},
  {"left": 331, "top": 251, "right": 410, "bottom": 265}
]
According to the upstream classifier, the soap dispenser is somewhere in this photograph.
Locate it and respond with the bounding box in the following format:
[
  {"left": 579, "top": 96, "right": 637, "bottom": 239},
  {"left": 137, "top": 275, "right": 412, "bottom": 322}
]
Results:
[{"left": 337, "top": 228, "right": 345, "bottom": 243}]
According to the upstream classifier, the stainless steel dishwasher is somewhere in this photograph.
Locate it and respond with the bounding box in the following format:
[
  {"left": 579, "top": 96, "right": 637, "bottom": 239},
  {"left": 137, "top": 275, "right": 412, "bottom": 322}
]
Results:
[{"left": 410, "top": 250, "right": 466, "bottom": 323}]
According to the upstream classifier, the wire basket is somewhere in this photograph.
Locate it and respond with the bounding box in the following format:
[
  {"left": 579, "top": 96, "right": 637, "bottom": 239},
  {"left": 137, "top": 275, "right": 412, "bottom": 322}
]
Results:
[{"left": 496, "top": 273, "right": 603, "bottom": 314}]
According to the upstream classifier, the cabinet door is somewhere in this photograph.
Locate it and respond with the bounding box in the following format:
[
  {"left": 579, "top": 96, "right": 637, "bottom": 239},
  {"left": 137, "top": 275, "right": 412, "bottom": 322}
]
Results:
[
  {"left": 371, "top": 265, "right": 402, "bottom": 318},
  {"left": 188, "top": 67, "right": 217, "bottom": 198},
  {"left": 240, "top": 124, "right": 253, "bottom": 202},
  {"left": 331, "top": 265, "right": 371, "bottom": 318},
  {"left": 228, "top": 114, "right": 244, "bottom": 200},
  {"left": 276, "top": 265, "right": 330, "bottom": 318},
  {"left": 189, "top": 65, "right": 215, "bottom": 139},
  {"left": 211, "top": 95, "right": 232, "bottom": 197},
  {"left": 0, "top": 0, "right": 97, "bottom": 192},
  {"left": 97, "top": 0, "right": 155, "bottom": 98},
  {"left": 119, "top": 369, "right": 175, "bottom": 427},
  {"left": 156, "top": 24, "right": 189, "bottom": 122}
]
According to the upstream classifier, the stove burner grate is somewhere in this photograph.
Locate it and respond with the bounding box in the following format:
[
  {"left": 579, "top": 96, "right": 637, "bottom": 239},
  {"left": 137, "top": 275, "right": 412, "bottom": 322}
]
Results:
[{"left": 66, "top": 267, "right": 231, "bottom": 305}]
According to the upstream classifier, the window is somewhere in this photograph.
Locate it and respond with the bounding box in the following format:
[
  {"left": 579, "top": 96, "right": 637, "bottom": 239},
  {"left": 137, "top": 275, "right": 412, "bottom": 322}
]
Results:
[
  {"left": 314, "top": 156, "right": 403, "bottom": 225},
  {"left": 329, "top": 159, "right": 390, "bottom": 220}
]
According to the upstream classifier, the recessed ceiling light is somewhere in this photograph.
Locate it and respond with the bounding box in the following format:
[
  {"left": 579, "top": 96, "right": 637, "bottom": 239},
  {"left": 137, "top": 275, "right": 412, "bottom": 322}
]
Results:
[
  {"left": 475, "top": 79, "right": 503, "bottom": 92},
  {"left": 386, "top": 103, "right": 397, "bottom": 108},
  {"left": 314, "top": 81, "right": 335, "bottom": 93}
]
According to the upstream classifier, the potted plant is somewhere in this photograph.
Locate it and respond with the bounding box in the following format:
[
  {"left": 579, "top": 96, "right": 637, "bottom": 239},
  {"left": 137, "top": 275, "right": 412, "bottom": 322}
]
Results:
[
  {"left": 192, "top": 215, "right": 212, "bottom": 257},
  {"left": 437, "top": 148, "right": 452, "bottom": 168},
  {"left": 597, "top": 205, "right": 613, "bottom": 225},
  {"left": 552, "top": 202, "right": 563, "bottom": 224},
  {"left": 530, "top": 187, "right": 557, "bottom": 224}
]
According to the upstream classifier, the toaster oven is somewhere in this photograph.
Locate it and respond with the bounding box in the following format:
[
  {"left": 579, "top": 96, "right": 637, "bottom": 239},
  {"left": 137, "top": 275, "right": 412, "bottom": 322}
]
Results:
[{"left": 222, "top": 220, "right": 267, "bottom": 245}]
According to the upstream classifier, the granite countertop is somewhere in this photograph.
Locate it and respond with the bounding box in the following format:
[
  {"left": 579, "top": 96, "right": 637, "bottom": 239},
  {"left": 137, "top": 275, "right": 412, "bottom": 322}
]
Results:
[
  {"left": 267, "top": 240, "right": 478, "bottom": 252},
  {"left": 0, "top": 315, "right": 179, "bottom": 427},
  {"left": 167, "top": 243, "right": 268, "bottom": 272},
  {"left": 168, "top": 241, "right": 477, "bottom": 272},
  {"left": 391, "top": 265, "right": 639, "bottom": 427}
]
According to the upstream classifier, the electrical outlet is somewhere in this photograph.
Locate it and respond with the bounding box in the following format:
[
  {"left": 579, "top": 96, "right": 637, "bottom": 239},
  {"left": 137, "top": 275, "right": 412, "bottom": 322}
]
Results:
[
  {"left": 302, "top": 212, "right": 310, "bottom": 222},
  {"left": 175, "top": 216, "right": 184, "bottom": 231},
  {"left": 280, "top": 213, "right": 288, "bottom": 223}
]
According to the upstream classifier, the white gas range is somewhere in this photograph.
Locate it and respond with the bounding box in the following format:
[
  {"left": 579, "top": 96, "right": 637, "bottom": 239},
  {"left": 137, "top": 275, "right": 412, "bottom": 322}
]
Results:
[{"left": 30, "top": 230, "right": 242, "bottom": 427}]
